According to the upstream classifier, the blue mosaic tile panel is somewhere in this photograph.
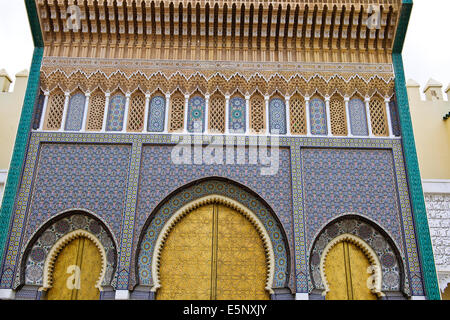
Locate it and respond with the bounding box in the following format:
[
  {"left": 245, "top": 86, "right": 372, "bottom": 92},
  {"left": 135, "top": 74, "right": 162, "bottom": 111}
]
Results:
[
  {"left": 25, "top": 143, "right": 131, "bottom": 243},
  {"left": 349, "top": 98, "right": 369, "bottom": 136},
  {"left": 309, "top": 98, "right": 327, "bottom": 135},
  {"left": 269, "top": 98, "right": 287, "bottom": 135},
  {"left": 187, "top": 95, "right": 206, "bottom": 133},
  {"left": 0, "top": 47, "right": 44, "bottom": 284},
  {"left": 64, "top": 93, "right": 86, "bottom": 131},
  {"left": 393, "top": 52, "right": 430, "bottom": 297},
  {"left": 114, "top": 143, "right": 142, "bottom": 289},
  {"left": 301, "top": 148, "right": 404, "bottom": 250},
  {"left": 0, "top": 132, "right": 424, "bottom": 295},
  {"left": 148, "top": 95, "right": 166, "bottom": 132},
  {"left": 229, "top": 96, "right": 246, "bottom": 133},
  {"left": 106, "top": 94, "right": 126, "bottom": 131}
]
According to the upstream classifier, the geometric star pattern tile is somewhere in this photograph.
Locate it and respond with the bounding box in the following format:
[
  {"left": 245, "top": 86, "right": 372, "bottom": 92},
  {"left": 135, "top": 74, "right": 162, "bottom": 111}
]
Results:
[{"left": 26, "top": 143, "right": 131, "bottom": 242}]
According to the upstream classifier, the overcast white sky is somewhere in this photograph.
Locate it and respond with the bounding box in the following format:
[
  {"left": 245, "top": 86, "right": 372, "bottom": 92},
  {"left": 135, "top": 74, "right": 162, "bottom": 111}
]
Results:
[{"left": 0, "top": 0, "right": 449, "bottom": 92}]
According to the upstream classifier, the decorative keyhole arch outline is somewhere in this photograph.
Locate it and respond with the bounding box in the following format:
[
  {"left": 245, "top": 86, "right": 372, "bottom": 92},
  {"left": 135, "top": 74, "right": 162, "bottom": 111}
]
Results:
[
  {"left": 319, "top": 233, "right": 385, "bottom": 298},
  {"left": 40, "top": 229, "right": 107, "bottom": 292},
  {"left": 150, "top": 194, "right": 276, "bottom": 294}
]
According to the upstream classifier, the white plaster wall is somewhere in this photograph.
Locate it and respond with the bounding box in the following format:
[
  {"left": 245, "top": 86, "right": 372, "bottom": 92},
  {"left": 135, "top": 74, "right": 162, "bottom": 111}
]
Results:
[{"left": 423, "top": 181, "right": 450, "bottom": 294}]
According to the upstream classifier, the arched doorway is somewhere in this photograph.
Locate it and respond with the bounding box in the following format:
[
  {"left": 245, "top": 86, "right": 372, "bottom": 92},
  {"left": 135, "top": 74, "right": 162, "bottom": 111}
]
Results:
[
  {"left": 324, "top": 240, "right": 377, "bottom": 300},
  {"left": 156, "top": 203, "right": 269, "bottom": 300},
  {"left": 20, "top": 212, "right": 117, "bottom": 300},
  {"left": 309, "top": 217, "right": 407, "bottom": 299},
  {"left": 46, "top": 236, "right": 102, "bottom": 300}
]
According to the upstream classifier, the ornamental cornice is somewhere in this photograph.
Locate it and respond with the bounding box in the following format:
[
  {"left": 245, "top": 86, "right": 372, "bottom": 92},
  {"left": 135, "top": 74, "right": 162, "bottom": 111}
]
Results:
[
  {"left": 41, "top": 56, "right": 394, "bottom": 80},
  {"left": 35, "top": 0, "right": 402, "bottom": 63},
  {"left": 39, "top": 66, "right": 395, "bottom": 98}
]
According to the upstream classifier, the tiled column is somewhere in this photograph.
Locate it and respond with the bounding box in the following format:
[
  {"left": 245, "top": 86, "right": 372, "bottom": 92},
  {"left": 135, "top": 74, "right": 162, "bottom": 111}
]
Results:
[
  {"left": 204, "top": 94, "right": 210, "bottom": 134},
  {"left": 164, "top": 93, "right": 170, "bottom": 133},
  {"left": 38, "top": 91, "right": 50, "bottom": 131},
  {"left": 121, "top": 93, "right": 131, "bottom": 133},
  {"left": 365, "top": 96, "right": 374, "bottom": 137},
  {"left": 101, "top": 92, "right": 110, "bottom": 133},
  {"left": 143, "top": 93, "right": 151, "bottom": 133},
  {"left": 183, "top": 94, "right": 189, "bottom": 133},
  {"left": 81, "top": 92, "right": 90, "bottom": 132},
  {"left": 59, "top": 91, "right": 70, "bottom": 132},
  {"left": 115, "top": 142, "right": 142, "bottom": 293},
  {"left": 225, "top": 95, "right": 230, "bottom": 135},
  {"left": 385, "top": 97, "right": 394, "bottom": 138},
  {"left": 245, "top": 95, "right": 250, "bottom": 135},
  {"left": 305, "top": 96, "right": 311, "bottom": 136},
  {"left": 285, "top": 96, "right": 291, "bottom": 136},
  {"left": 265, "top": 95, "right": 270, "bottom": 134}
]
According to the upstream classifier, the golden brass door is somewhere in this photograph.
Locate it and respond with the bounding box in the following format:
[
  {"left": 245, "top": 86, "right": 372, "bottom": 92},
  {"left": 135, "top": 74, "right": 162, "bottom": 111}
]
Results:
[
  {"left": 46, "top": 237, "right": 102, "bottom": 300},
  {"left": 325, "top": 241, "right": 377, "bottom": 300},
  {"left": 157, "top": 204, "right": 269, "bottom": 300},
  {"left": 442, "top": 286, "right": 450, "bottom": 300}
]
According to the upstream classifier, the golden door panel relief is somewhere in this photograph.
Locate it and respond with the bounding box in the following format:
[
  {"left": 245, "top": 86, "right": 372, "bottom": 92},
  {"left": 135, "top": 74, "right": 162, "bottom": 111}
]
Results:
[
  {"left": 46, "top": 237, "right": 101, "bottom": 300},
  {"left": 157, "top": 204, "right": 269, "bottom": 300},
  {"left": 216, "top": 205, "right": 269, "bottom": 300},
  {"left": 325, "top": 241, "right": 377, "bottom": 300},
  {"left": 158, "top": 204, "right": 214, "bottom": 300}
]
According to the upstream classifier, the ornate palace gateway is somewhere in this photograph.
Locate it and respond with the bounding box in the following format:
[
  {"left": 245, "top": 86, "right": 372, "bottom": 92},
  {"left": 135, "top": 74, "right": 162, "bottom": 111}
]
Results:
[{"left": 0, "top": 0, "right": 441, "bottom": 300}]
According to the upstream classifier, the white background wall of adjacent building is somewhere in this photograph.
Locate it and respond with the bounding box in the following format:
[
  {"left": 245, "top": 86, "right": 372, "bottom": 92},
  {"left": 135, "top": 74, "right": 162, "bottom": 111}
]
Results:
[{"left": 423, "top": 182, "right": 450, "bottom": 295}]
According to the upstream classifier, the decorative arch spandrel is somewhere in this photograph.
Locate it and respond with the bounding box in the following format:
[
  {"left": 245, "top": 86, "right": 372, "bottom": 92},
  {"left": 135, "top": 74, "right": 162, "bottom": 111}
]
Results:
[
  {"left": 19, "top": 211, "right": 118, "bottom": 291},
  {"left": 309, "top": 216, "right": 409, "bottom": 296}
]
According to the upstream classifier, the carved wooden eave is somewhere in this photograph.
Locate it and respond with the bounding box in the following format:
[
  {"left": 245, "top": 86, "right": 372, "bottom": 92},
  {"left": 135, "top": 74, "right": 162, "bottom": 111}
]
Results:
[{"left": 35, "top": 0, "right": 402, "bottom": 64}]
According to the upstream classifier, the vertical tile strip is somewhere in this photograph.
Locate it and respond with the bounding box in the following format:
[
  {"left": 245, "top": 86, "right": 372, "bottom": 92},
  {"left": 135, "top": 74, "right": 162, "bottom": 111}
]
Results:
[
  {"left": 290, "top": 140, "right": 307, "bottom": 292},
  {"left": 0, "top": 0, "right": 43, "bottom": 285},
  {"left": 115, "top": 141, "right": 142, "bottom": 289}
]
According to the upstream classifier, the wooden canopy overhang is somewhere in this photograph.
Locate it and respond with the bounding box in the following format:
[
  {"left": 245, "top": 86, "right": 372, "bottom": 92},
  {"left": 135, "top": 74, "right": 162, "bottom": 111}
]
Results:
[{"left": 35, "top": 0, "right": 403, "bottom": 63}]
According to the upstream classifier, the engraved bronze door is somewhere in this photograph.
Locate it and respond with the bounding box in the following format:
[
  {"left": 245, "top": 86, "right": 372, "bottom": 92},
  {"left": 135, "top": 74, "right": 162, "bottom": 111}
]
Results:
[
  {"left": 324, "top": 241, "right": 377, "bottom": 300},
  {"left": 157, "top": 204, "right": 269, "bottom": 300},
  {"left": 46, "top": 237, "right": 102, "bottom": 300}
]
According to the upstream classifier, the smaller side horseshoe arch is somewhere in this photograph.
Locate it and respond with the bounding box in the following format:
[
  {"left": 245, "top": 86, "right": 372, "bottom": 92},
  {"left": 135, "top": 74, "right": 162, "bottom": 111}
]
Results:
[
  {"left": 20, "top": 211, "right": 118, "bottom": 291},
  {"left": 151, "top": 195, "right": 276, "bottom": 294},
  {"left": 40, "top": 230, "right": 107, "bottom": 292},
  {"left": 309, "top": 215, "right": 408, "bottom": 296},
  {"left": 319, "top": 233, "right": 384, "bottom": 298}
]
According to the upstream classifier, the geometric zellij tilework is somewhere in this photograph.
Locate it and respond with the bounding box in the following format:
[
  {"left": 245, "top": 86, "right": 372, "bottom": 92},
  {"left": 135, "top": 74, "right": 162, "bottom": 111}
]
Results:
[
  {"left": 302, "top": 149, "right": 412, "bottom": 295},
  {"left": 0, "top": 132, "right": 424, "bottom": 297},
  {"left": 133, "top": 144, "right": 294, "bottom": 290}
]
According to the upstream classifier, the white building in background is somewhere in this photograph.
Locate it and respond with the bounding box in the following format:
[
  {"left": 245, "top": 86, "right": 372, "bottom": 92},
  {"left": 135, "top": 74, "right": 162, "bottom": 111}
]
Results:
[
  {"left": 0, "top": 68, "right": 29, "bottom": 205},
  {"left": 407, "top": 78, "right": 450, "bottom": 299}
]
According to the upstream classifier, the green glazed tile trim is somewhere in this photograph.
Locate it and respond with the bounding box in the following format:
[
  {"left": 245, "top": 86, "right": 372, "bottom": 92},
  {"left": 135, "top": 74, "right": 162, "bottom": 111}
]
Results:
[
  {"left": 393, "top": 0, "right": 413, "bottom": 53},
  {"left": 393, "top": 54, "right": 440, "bottom": 300},
  {"left": 25, "top": 0, "right": 44, "bottom": 47},
  {"left": 0, "top": 0, "right": 43, "bottom": 269},
  {"left": 393, "top": 0, "right": 440, "bottom": 300}
]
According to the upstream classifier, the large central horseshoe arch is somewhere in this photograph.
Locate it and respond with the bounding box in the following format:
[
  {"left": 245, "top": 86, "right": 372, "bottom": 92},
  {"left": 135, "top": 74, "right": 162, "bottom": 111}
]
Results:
[{"left": 136, "top": 179, "right": 291, "bottom": 296}]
